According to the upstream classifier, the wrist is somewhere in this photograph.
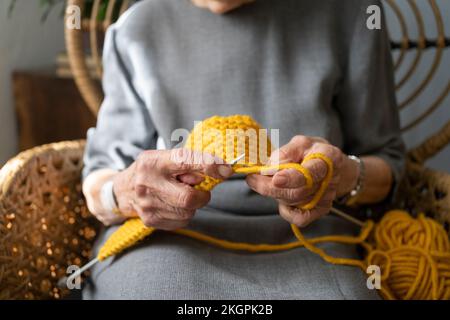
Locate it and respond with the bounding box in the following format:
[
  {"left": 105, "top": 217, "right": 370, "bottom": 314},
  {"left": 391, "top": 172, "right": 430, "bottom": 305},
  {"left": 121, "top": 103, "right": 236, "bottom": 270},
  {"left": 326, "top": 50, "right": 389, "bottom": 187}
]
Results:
[
  {"left": 82, "top": 169, "right": 125, "bottom": 225},
  {"left": 337, "top": 154, "right": 360, "bottom": 198},
  {"left": 100, "top": 179, "right": 120, "bottom": 213},
  {"left": 337, "top": 155, "right": 366, "bottom": 206},
  {"left": 112, "top": 163, "right": 136, "bottom": 213}
]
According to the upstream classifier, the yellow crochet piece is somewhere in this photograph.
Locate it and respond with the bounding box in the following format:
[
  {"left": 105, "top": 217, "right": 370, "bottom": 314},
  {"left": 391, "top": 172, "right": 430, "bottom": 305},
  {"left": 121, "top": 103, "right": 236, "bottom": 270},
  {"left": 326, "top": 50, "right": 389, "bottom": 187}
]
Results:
[
  {"left": 97, "top": 115, "right": 450, "bottom": 300},
  {"left": 98, "top": 218, "right": 155, "bottom": 261}
]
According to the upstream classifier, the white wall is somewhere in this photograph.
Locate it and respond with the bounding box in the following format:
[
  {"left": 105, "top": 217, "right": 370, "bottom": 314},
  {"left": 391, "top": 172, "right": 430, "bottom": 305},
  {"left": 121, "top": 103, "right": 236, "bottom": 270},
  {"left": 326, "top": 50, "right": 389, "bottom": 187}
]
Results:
[{"left": 0, "top": 0, "right": 65, "bottom": 165}]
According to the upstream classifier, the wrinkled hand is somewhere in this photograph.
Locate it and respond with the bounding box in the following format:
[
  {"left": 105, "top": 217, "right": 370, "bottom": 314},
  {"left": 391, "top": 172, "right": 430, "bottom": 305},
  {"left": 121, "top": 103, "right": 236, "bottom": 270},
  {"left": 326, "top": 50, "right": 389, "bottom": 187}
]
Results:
[
  {"left": 113, "top": 148, "right": 233, "bottom": 230},
  {"left": 246, "top": 136, "right": 345, "bottom": 227}
]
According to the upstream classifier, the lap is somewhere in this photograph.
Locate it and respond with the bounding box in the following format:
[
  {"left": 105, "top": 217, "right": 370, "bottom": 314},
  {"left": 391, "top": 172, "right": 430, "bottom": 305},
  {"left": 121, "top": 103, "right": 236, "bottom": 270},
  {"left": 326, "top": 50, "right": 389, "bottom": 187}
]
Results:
[{"left": 83, "top": 208, "right": 380, "bottom": 300}]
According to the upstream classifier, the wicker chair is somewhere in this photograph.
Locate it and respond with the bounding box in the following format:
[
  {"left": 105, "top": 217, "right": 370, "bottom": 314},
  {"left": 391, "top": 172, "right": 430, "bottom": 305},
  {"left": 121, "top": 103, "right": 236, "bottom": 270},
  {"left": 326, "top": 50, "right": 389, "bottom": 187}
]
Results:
[{"left": 0, "top": 0, "right": 449, "bottom": 300}]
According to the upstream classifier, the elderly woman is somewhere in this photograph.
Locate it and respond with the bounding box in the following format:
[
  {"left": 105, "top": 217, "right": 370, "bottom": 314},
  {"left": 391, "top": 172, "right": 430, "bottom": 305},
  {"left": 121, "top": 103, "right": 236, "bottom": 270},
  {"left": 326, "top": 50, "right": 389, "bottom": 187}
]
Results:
[{"left": 82, "top": 0, "right": 405, "bottom": 299}]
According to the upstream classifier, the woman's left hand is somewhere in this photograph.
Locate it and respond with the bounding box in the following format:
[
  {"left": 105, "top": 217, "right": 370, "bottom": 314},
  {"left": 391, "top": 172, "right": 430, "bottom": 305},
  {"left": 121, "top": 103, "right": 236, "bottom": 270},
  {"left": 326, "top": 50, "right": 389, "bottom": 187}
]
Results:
[{"left": 246, "top": 135, "right": 357, "bottom": 227}]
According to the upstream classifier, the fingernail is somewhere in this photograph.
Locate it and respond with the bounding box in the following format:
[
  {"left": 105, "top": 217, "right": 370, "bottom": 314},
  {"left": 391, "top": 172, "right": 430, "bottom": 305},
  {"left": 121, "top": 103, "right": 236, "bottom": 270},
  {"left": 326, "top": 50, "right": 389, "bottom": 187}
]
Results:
[{"left": 218, "top": 165, "right": 233, "bottom": 178}]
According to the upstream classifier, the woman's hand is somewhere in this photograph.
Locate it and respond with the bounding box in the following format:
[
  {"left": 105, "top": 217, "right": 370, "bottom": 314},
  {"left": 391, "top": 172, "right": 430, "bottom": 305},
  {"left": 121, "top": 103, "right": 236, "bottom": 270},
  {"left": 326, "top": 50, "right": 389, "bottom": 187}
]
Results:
[
  {"left": 112, "top": 148, "right": 233, "bottom": 230},
  {"left": 246, "top": 136, "right": 360, "bottom": 227}
]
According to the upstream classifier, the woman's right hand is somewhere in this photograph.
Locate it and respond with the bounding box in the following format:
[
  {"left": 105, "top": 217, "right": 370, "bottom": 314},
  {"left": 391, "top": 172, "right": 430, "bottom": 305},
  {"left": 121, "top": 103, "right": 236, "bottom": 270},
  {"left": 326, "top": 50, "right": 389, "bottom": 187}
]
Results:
[{"left": 112, "top": 148, "right": 233, "bottom": 230}]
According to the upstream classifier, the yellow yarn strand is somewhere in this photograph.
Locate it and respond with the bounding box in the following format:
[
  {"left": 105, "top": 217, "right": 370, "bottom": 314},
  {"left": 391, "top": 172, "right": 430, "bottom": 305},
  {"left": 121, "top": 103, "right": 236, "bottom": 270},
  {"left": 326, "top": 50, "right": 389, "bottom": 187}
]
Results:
[{"left": 97, "top": 115, "right": 450, "bottom": 300}]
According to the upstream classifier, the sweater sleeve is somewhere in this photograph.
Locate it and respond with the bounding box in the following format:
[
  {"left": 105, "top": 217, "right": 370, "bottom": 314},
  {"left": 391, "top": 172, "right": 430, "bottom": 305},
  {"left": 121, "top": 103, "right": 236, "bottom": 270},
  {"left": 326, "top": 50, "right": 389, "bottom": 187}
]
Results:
[
  {"left": 334, "top": 0, "right": 406, "bottom": 196},
  {"left": 82, "top": 23, "right": 158, "bottom": 181}
]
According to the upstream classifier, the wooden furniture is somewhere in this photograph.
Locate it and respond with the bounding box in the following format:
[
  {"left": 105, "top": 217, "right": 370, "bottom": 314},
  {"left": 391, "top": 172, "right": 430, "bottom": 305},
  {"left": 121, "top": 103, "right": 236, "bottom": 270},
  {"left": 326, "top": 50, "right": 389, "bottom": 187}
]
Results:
[
  {"left": 13, "top": 71, "right": 96, "bottom": 151},
  {"left": 0, "top": 0, "right": 449, "bottom": 300}
]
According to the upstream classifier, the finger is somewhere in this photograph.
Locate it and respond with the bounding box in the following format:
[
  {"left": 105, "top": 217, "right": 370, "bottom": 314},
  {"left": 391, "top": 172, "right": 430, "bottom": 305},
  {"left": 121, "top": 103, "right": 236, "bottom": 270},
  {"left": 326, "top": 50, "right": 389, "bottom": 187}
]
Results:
[
  {"left": 272, "top": 168, "right": 307, "bottom": 189},
  {"left": 204, "top": 163, "right": 234, "bottom": 180},
  {"left": 178, "top": 173, "right": 205, "bottom": 186},
  {"left": 131, "top": 201, "right": 193, "bottom": 231},
  {"left": 278, "top": 203, "right": 296, "bottom": 224},
  {"left": 279, "top": 203, "right": 330, "bottom": 228},
  {"left": 310, "top": 136, "right": 330, "bottom": 144},
  {"left": 279, "top": 187, "right": 335, "bottom": 226},
  {"left": 279, "top": 192, "right": 314, "bottom": 207},
  {"left": 290, "top": 208, "right": 317, "bottom": 228},
  {"left": 168, "top": 148, "right": 233, "bottom": 179},
  {"left": 296, "top": 193, "right": 335, "bottom": 226},
  {"left": 246, "top": 174, "right": 311, "bottom": 204},
  {"left": 303, "top": 143, "right": 343, "bottom": 175},
  {"left": 268, "top": 136, "right": 313, "bottom": 165},
  {"left": 134, "top": 194, "right": 196, "bottom": 221},
  {"left": 301, "top": 158, "right": 328, "bottom": 186},
  {"left": 135, "top": 167, "right": 211, "bottom": 210},
  {"left": 291, "top": 185, "right": 336, "bottom": 208},
  {"left": 159, "top": 179, "right": 211, "bottom": 210},
  {"left": 140, "top": 213, "right": 191, "bottom": 231},
  {"left": 150, "top": 219, "right": 190, "bottom": 231},
  {"left": 294, "top": 205, "right": 331, "bottom": 227},
  {"left": 135, "top": 176, "right": 211, "bottom": 210}
]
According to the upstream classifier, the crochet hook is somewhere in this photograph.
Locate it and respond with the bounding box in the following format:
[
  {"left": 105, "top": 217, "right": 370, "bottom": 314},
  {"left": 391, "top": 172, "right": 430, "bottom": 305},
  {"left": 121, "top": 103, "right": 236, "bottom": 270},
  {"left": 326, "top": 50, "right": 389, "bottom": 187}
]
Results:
[
  {"left": 330, "top": 207, "right": 365, "bottom": 227},
  {"left": 58, "top": 257, "right": 99, "bottom": 289},
  {"left": 229, "top": 153, "right": 246, "bottom": 165}
]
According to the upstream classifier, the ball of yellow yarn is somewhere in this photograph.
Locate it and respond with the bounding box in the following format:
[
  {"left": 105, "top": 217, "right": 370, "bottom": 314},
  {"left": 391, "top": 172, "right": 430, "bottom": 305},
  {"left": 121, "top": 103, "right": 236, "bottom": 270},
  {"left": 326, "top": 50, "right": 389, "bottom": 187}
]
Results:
[{"left": 368, "top": 210, "right": 450, "bottom": 300}]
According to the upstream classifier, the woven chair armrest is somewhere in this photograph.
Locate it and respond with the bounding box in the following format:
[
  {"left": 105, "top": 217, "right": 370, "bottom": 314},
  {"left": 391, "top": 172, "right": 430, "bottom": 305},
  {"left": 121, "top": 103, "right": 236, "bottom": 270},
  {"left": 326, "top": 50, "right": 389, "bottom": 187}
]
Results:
[
  {"left": 396, "top": 160, "right": 450, "bottom": 234},
  {"left": 0, "top": 140, "right": 100, "bottom": 300}
]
